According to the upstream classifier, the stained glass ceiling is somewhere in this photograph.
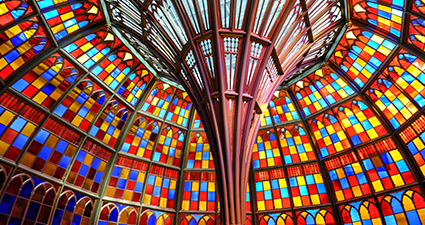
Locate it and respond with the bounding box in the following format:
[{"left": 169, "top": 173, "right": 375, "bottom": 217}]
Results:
[{"left": 3, "top": 0, "right": 425, "bottom": 225}]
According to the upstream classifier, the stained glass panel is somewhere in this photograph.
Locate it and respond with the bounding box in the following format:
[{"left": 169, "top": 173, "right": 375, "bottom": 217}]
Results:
[
  {"left": 357, "top": 138, "right": 414, "bottom": 193},
  {"left": 92, "top": 48, "right": 139, "bottom": 90},
  {"left": 334, "top": 99, "right": 387, "bottom": 146},
  {"left": 54, "top": 78, "right": 108, "bottom": 131},
  {"left": 325, "top": 152, "right": 371, "bottom": 201},
  {"left": 296, "top": 208, "right": 335, "bottom": 225},
  {"left": 278, "top": 125, "right": 316, "bottom": 164},
  {"left": 182, "top": 172, "right": 215, "bottom": 211},
  {"left": 143, "top": 165, "right": 178, "bottom": 208},
  {"left": 11, "top": 54, "right": 80, "bottom": 109},
  {"left": 252, "top": 129, "right": 282, "bottom": 169},
  {"left": 352, "top": 0, "right": 403, "bottom": 37},
  {"left": 408, "top": 15, "right": 425, "bottom": 52},
  {"left": 153, "top": 125, "right": 185, "bottom": 166},
  {"left": 186, "top": 132, "right": 213, "bottom": 169},
  {"left": 0, "top": 18, "right": 49, "bottom": 81},
  {"left": 399, "top": 115, "right": 425, "bottom": 176},
  {"left": 383, "top": 50, "right": 425, "bottom": 108},
  {"left": 63, "top": 29, "right": 120, "bottom": 69},
  {"left": 20, "top": 118, "right": 82, "bottom": 180},
  {"left": 308, "top": 68, "right": 355, "bottom": 106},
  {"left": 66, "top": 140, "right": 110, "bottom": 193},
  {"left": 0, "top": 0, "right": 33, "bottom": 27},
  {"left": 0, "top": 93, "right": 45, "bottom": 161},
  {"left": 293, "top": 78, "right": 328, "bottom": 117},
  {"left": 53, "top": 189, "right": 94, "bottom": 224},
  {"left": 120, "top": 115, "right": 160, "bottom": 159},
  {"left": 254, "top": 169, "right": 289, "bottom": 211},
  {"left": 117, "top": 65, "right": 153, "bottom": 106},
  {"left": 89, "top": 99, "right": 130, "bottom": 147},
  {"left": 40, "top": 0, "right": 101, "bottom": 40},
  {"left": 287, "top": 164, "right": 328, "bottom": 207},
  {"left": 340, "top": 199, "right": 382, "bottom": 225},
  {"left": 269, "top": 89, "right": 299, "bottom": 124},
  {"left": 379, "top": 188, "right": 425, "bottom": 225},
  {"left": 310, "top": 111, "right": 351, "bottom": 158},
  {"left": 331, "top": 27, "right": 396, "bottom": 88},
  {"left": 105, "top": 156, "right": 148, "bottom": 202},
  {"left": 141, "top": 82, "right": 175, "bottom": 118},
  {"left": 367, "top": 75, "right": 418, "bottom": 129},
  {"left": 166, "top": 91, "right": 191, "bottom": 127}
]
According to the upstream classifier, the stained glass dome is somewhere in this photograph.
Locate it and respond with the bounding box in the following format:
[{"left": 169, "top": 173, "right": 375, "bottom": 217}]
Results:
[{"left": 1, "top": 0, "right": 425, "bottom": 224}]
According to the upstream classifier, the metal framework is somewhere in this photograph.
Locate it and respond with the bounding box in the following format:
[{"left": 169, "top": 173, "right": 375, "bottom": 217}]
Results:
[
  {"left": 2, "top": 0, "right": 425, "bottom": 224},
  {"left": 103, "top": 1, "right": 346, "bottom": 224}
]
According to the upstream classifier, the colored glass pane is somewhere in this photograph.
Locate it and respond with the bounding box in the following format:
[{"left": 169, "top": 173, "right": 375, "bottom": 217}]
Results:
[
  {"left": 40, "top": 0, "right": 101, "bottom": 40},
  {"left": 192, "top": 110, "right": 203, "bottom": 129},
  {"left": 143, "top": 165, "right": 178, "bottom": 208},
  {"left": 182, "top": 172, "right": 215, "bottom": 211},
  {"left": 413, "top": 0, "right": 425, "bottom": 15},
  {"left": 99, "top": 203, "right": 138, "bottom": 225},
  {"left": 89, "top": 99, "right": 130, "bottom": 147},
  {"left": 293, "top": 78, "right": 328, "bottom": 117},
  {"left": 278, "top": 125, "right": 316, "bottom": 164},
  {"left": 54, "top": 78, "right": 107, "bottom": 131},
  {"left": 287, "top": 164, "right": 328, "bottom": 207},
  {"left": 341, "top": 199, "right": 382, "bottom": 225},
  {"left": 141, "top": 82, "right": 175, "bottom": 118},
  {"left": 335, "top": 99, "right": 387, "bottom": 146},
  {"left": 186, "top": 132, "right": 213, "bottom": 169},
  {"left": 92, "top": 48, "right": 139, "bottom": 90},
  {"left": 0, "top": 93, "right": 44, "bottom": 161},
  {"left": 97, "top": 203, "right": 132, "bottom": 224},
  {"left": 120, "top": 115, "right": 160, "bottom": 159},
  {"left": 66, "top": 140, "right": 110, "bottom": 193},
  {"left": 0, "top": 0, "right": 33, "bottom": 26},
  {"left": 383, "top": 50, "right": 425, "bottom": 108},
  {"left": 408, "top": 15, "right": 425, "bottom": 52},
  {"left": 310, "top": 111, "right": 351, "bottom": 158},
  {"left": 246, "top": 184, "right": 251, "bottom": 212},
  {"left": 352, "top": 0, "right": 403, "bottom": 37},
  {"left": 0, "top": 173, "right": 57, "bottom": 225},
  {"left": 11, "top": 54, "right": 80, "bottom": 109},
  {"left": 261, "top": 107, "right": 273, "bottom": 126},
  {"left": 153, "top": 125, "right": 185, "bottom": 166},
  {"left": 368, "top": 76, "right": 418, "bottom": 129},
  {"left": 269, "top": 89, "right": 299, "bottom": 124},
  {"left": 166, "top": 91, "right": 191, "bottom": 127},
  {"left": 117, "top": 65, "right": 153, "bottom": 106},
  {"left": 181, "top": 214, "right": 215, "bottom": 225},
  {"left": 63, "top": 29, "right": 120, "bottom": 69},
  {"left": 331, "top": 27, "right": 396, "bottom": 87},
  {"left": 296, "top": 209, "right": 335, "bottom": 225},
  {"left": 252, "top": 129, "right": 282, "bottom": 169},
  {"left": 0, "top": 18, "right": 48, "bottom": 81},
  {"left": 140, "top": 210, "right": 173, "bottom": 225},
  {"left": 399, "top": 115, "right": 425, "bottom": 176},
  {"left": 53, "top": 189, "right": 94, "bottom": 225},
  {"left": 254, "top": 168, "right": 289, "bottom": 211},
  {"left": 379, "top": 188, "right": 425, "bottom": 225},
  {"left": 308, "top": 68, "right": 355, "bottom": 105},
  {"left": 105, "top": 156, "right": 148, "bottom": 202},
  {"left": 20, "top": 118, "right": 82, "bottom": 180},
  {"left": 258, "top": 213, "right": 294, "bottom": 225},
  {"left": 325, "top": 152, "right": 371, "bottom": 201},
  {"left": 358, "top": 138, "right": 415, "bottom": 193}
]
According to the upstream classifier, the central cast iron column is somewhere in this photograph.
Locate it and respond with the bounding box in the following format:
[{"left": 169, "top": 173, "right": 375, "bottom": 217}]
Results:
[{"left": 166, "top": 1, "right": 303, "bottom": 225}]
